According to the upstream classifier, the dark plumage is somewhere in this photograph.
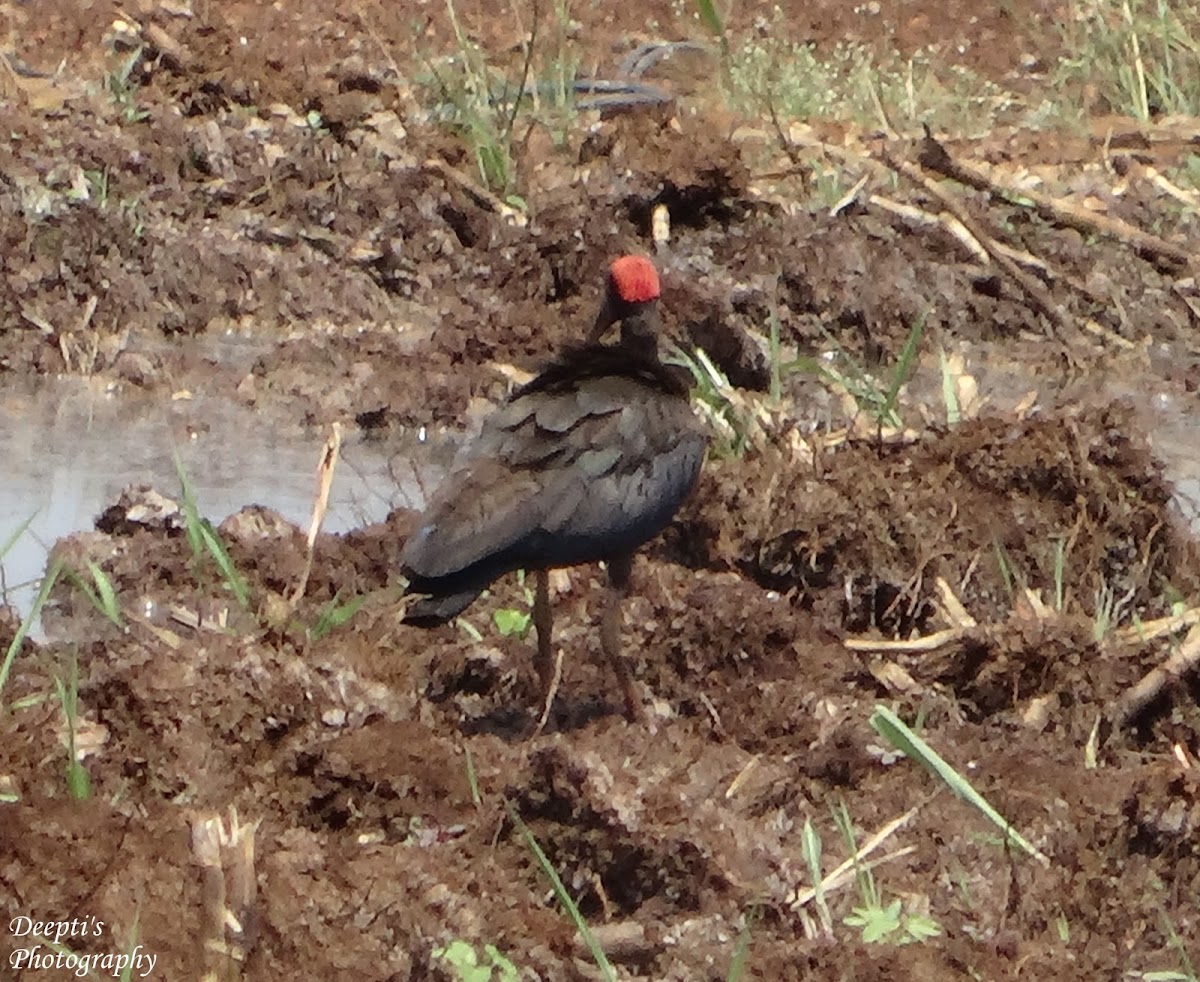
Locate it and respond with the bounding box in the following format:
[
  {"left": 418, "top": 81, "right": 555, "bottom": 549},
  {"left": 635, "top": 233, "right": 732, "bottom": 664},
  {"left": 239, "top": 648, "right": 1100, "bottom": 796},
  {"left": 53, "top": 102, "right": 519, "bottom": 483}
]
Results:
[{"left": 400, "top": 255, "right": 707, "bottom": 721}]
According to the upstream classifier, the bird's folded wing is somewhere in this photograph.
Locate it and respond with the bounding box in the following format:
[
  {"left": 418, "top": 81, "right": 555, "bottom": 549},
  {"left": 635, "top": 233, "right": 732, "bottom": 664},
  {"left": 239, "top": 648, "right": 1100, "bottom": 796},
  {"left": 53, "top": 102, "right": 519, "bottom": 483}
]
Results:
[
  {"left": 399, "top": 457, "right": 564, "bottom": 579},
  {"left": 401, "top": 383, "right": 704, "bottom": 581}
]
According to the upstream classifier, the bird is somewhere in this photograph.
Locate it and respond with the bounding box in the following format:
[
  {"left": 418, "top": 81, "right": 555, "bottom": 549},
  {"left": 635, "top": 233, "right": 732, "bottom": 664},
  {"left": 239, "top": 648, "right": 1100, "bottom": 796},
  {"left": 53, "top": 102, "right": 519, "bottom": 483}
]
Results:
[{"left": 399, "top": 254, "right": 707, "bottom": 723}]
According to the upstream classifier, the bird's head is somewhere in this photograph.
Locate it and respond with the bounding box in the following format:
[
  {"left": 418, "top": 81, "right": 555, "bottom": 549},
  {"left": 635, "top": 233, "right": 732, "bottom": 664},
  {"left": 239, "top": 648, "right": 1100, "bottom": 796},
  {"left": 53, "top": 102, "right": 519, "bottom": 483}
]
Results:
[{"left": 588, "top": 254, "right": 662, "bottom": 347}]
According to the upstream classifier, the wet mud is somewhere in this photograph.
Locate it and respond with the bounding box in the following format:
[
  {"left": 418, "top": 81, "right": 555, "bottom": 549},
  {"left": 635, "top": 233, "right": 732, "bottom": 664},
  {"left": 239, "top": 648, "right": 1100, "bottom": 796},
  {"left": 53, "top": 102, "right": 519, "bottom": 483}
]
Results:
[{"left": 3, "top": 0, "right": 1200, "bottom": 978}]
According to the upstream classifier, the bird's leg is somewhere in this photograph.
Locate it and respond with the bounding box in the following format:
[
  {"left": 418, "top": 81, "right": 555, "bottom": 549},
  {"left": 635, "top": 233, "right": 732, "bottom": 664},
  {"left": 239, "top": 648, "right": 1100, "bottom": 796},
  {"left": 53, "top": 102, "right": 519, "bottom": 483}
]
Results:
[
  {"left": 531, "top": 569, "right": 560, "bottom": 728},
  {"left": 600, "top": 553, "right": 643, "bottom": 722}
]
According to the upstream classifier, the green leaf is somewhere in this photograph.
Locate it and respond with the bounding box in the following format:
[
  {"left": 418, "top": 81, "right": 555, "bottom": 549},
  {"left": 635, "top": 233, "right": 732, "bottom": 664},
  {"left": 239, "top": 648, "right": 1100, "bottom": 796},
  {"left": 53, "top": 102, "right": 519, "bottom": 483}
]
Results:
[
  {"left": 65, "top": 759, "right": 92, "bottom": 801},
  {"left": 903, "top": 913, "right": 943, "bottom": 943},
  {"left": 493, "top": 607, "right": 531, "bottom": 638},
  {"left": 507, "top": 803, "right": 616, "bottom": 981},
  {"left": 86, "top": 559, "right": 122, "bottom": 626},
  {"left": 869, "top": 705, "right": 1050, "bottom": 866}
]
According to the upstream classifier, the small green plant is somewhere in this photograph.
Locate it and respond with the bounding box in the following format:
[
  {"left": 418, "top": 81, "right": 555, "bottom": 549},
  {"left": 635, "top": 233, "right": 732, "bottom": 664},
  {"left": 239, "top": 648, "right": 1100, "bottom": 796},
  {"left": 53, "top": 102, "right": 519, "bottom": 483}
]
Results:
[
  {"left": 668, "top": 344, "right": 766, "bottom": 458},
  {"left": 693, "top": 0, "right": 731, "bottom": 65},
  {"left": 105, "top": 46, "right": 150, "bottom": 123},
  {"left": 725, "top": 17, "right": 1018, "bottom": 135},
  {"left": 726, "top": 904, "right": 758, "bottom": 981},
  {"left": 993, "top": 539, "right": 1017, "bottom": 601},
  {"left": 790, "top": 313, "right": 925, "bottom": 431},
  {"left": 0, "top": 554, "right": 63, "bottom": 702},
  {"left": 938, "top": 347, "right": 960, "bottom": 425},
  {"left": 420, "top": 0, "right": 531, "bottom": 198},
  {"left": 1155, "top": 896, "right": 1199, "bottom": 982},
  {"left": 119, "top": 194, "right": 146, "bottom": 237},
  {"left": 1055, "top": 0, "right": 1200, "bottom": 120},
  {"left": 54, "top": 650, "right": 92, "bottom": 801},
  {"left": 417, "top": 0, "right": 581, "bottom": 201},
  {"left": 878, "top": 312, "right": 926, "bottom": 430},
  {"left": 433, "top": 940, "right": 520, "bottom": 982},
  {"left": 870, "top": 705, "right": 1049, "bottom": 866},
  {"left": 800, "top": 817, "right": 834, "bottom": 937},
  {"left": 493, "top": 570, "right": 534, "bottom": 638},
  {"left": 63, "top": 559, "right": 123, "bottom": 627},
  {"left": 174, "top": 452, "right": 251, "bottom": 609},
  {"left": 506, "top": 802, "right": 616, "bottom": 981},
  {"left": 1093, "top": 579, "right": 1134, "bottom": 641},
  {"left": 833, "top": 801, "right": 941, "bottom": 945},
  {"left": 766, "top": 303, "right": 784, "bottom": 403},
  {"left": 308, "top": 592, "right": 366, "bottom": 641}
]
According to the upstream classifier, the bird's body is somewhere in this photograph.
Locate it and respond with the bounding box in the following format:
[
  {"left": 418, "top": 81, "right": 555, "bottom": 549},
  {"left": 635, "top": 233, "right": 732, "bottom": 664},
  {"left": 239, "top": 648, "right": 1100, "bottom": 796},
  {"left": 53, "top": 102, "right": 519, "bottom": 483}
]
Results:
[{"left": 400, "top": 255, "right": 706, "bottom": 721}]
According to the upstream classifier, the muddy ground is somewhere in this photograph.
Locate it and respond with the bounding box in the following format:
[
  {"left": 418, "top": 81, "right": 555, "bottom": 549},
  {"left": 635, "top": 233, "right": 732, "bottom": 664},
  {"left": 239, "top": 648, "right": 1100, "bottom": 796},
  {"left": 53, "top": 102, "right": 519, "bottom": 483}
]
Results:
[{"left": 3, "top": 0, "right": 1200, "bottom": 978}]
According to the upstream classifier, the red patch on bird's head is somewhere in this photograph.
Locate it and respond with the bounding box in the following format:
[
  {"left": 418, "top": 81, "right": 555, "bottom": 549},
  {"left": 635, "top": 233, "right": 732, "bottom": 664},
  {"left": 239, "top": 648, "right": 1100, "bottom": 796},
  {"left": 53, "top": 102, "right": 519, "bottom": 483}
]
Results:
[{"left": 608, "top": 255, "right": 660, "bottom": 304}]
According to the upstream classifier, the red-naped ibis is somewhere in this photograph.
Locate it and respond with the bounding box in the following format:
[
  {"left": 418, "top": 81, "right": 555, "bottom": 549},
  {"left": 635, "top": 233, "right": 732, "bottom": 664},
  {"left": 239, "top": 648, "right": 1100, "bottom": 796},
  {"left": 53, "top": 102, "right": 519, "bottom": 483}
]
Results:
[{"left": 400, "top": 255, "right": 706, "bottom": 721}]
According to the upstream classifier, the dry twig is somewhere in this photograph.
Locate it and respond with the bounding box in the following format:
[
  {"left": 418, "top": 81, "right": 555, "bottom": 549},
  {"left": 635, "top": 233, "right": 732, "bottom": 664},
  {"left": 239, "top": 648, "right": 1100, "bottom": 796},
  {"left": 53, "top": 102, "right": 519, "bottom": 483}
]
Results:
[
  {"left": 918, "top": 130, "right": 1192, "bottom": 270},
  {"left": 1112, "top": 621, "right": 1200, "bottom": 727},
  {"left": 878, "top": 150, "right": 1068, "bottom": 333},
  {"left": 290, "top": 422, "right": 342, "bottom": 605}
]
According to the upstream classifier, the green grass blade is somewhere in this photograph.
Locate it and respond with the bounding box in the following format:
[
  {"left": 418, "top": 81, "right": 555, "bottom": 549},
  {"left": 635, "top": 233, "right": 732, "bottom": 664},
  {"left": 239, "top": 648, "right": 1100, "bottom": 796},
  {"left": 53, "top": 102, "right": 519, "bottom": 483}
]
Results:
[
  {"left": 869, "top": 705, "right": 1049, "bottom": 866},
  {"left": 198, "top": 519, "right": 250, "bottom": 608},
  {"left": 801, "top": 817, "right": 833, "bottom": 934},
  {"left": 506, "top": 803, "right": 615, "bottom": 981},
  {"left": 726, "top": 903, "right": 758, "bottom": 981},
  {"left": 309, "top": 593, "right": 366, "bottom": 641},
  {"left": 173, "top": 453, "right": 251, "bottom": 608},
  {"left": 0, "top": 555, "right": 63, "bottom": 701},
  {"left": 0, "top": 512, "right": 37, "bottom": 559},
  {"left": 694, "top": 0, "right": 730, "bottom": 60},
  {"left": 118, "top": 909, "right": 142, "bottom": 982},
  {"left": 463, "top": 744, "right": 483, "bottom": 808},
  {"left": 174, "top": 451, "right": 205, "bottom": 564},
  {"left": 767, "top": 303, "right": 783, "bottom": 403},
  {"left": 881, "top": 311, "right": 926, "bottom": 426},
  {"left": 938, "top": 346, "right": 960, "bottom": 425},
  {"left": 456, "top": 617, "right": 484, "bottom": 642},
  {"left": 86, "top": 560, "right": 123, "bottom": 626},
  {"left": 54, "top": 651, "right": 92, "bottom": 801},
  {"left": 993, "top": 539, "right": 1015, "bottom": 599}
]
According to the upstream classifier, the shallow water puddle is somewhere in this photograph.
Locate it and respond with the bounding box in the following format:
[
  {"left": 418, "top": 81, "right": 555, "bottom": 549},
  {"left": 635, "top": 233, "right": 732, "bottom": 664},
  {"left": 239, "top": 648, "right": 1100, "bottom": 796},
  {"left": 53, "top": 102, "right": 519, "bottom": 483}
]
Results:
[
  {"left": 1, "top": 377, "right": 441, "bottom": 629},
  {"left": 4, "top": 362, "right": 1198, "bottom": 633}
]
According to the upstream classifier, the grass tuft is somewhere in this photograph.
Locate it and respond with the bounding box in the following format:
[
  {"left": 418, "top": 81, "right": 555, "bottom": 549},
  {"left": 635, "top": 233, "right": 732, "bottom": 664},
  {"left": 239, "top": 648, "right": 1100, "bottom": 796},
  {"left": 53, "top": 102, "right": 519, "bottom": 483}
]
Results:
[
  {"left": 506, "top": 802, "right": 616, "bottom": 981},
  {"left": 1056, "top": 0, "right": 1200, "bottom": 120},
  {"left": 833, "top": 801, "right": 941, "bottom": 945},
  {"left": 308, "top": 592, "right": 366, "bottom": 642},
  {"left": 870, "top": 705, "right": 1050, "bottom": 866},
  {"left": 174, "top": 452, "right": 251, "bottom": 610},
  {"left": 54, "top": 650, "right": 92, "bottom": 801},
  {"left": 726, "top": 903, "right": 757, "bottom": 981}
]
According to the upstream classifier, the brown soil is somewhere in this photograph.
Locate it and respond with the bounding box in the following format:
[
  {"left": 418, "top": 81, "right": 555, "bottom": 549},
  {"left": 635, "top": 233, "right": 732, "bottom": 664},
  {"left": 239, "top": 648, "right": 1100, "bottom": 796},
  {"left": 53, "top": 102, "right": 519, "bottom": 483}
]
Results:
[{"left": 4, "top": 0, "right": 1200, "bottom": 979}]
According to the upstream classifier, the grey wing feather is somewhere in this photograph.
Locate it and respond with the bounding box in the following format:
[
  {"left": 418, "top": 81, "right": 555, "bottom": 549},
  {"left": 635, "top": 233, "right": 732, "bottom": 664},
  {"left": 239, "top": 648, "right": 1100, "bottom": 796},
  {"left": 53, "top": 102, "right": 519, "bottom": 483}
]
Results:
[
  {"left": 400, "top": 460, "right": 563, "bottom": 579},
  {"left": 401, "top": 381, "right": 706, "bottom": 582}
]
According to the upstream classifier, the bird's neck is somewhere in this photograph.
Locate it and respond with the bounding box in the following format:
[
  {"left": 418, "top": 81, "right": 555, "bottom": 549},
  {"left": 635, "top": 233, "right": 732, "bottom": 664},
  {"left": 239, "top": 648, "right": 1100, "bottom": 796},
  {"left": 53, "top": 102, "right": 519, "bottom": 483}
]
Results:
[{"left": 617, "top": 309, "right": 662, "bottom": 361}]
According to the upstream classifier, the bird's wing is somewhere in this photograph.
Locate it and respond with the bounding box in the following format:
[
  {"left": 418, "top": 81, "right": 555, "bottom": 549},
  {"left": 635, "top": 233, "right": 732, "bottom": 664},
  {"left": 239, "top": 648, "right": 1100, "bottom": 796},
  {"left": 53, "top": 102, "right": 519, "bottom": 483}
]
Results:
[
  {"left": 399, "top": 456, "right": 563, "bottom": 580},
  {"left": 536, "top": 395, "right": 707, "bottom": 545},
  {"left": 400, "top": 378, "right": 705, "bottom": 581}
]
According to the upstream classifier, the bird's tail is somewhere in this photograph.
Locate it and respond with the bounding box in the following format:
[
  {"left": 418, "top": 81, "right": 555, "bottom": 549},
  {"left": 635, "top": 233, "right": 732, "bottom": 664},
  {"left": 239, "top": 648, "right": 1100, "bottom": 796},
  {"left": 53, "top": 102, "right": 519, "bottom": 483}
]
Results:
[{"left": 401, "top": 586, "right": 484, "bottom": 627}]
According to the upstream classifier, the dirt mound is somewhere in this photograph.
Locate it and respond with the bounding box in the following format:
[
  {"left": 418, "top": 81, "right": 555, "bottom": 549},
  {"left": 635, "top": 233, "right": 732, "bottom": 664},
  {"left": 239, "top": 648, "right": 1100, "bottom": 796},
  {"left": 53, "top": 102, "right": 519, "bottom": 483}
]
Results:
[{"left": 5, "top": 0, "right": 1200, "bottom": 977}]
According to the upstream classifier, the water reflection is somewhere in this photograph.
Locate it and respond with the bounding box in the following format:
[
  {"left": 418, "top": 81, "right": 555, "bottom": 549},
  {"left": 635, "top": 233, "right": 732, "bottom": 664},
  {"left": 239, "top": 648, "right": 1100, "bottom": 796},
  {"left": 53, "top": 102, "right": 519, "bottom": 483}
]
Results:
[{"left": 0, "top": 376, "right": 448, "bottom": 628}]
